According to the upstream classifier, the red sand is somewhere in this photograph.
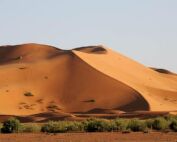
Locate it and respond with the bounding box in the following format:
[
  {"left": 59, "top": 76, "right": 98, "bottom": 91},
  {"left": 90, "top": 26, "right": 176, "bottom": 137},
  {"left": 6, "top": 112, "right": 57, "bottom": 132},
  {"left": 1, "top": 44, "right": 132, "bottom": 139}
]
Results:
[
  {"left": 0, "top": 132, "right": 176, "bottom": 142},
  {"left": 0, "top": 43, "right": 176, "bottom": 122}
]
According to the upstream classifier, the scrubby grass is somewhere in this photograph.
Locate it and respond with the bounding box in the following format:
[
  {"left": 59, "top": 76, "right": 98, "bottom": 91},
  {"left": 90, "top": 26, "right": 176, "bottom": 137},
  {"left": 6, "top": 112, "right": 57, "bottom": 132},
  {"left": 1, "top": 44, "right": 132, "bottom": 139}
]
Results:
[
  {"left": 20, "top": 124, "right": 41, "bottom": 133},
  {"left": 152, "top": 117, "right": 169, "bottom": 130},
  {"left": 127, "top": 119, "right": 147, "bottom": 132},
  {"left": 41, "top": 121, "right": 84, "bottom": 133},
  {"left": 0, "top": 123, "right": 2, "bottom": 133},
  {"left": 1, "top": 115, "right": 177, "bottom": 133},
  {"left": 112, "top": 118, "right": 128, "bottom": 131},
  {"left": 170, "top": 120, "right": 177, "bottom": 132},
  {"left": 145, "top": 119, "right": 154, "bottom": 129},
  {"left": 83, "top": 118, "right": 112, "bottom": 132}
]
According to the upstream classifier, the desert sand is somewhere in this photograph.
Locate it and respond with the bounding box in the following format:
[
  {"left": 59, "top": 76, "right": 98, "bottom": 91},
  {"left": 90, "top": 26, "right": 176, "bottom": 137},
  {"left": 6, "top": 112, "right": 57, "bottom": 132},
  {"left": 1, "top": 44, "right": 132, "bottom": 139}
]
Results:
[
  {"left": 0, "top": 43, "right": 176, "bottom": 122},
  {"left": 0, "top": 132, "right": 177, "bottom": 142}
]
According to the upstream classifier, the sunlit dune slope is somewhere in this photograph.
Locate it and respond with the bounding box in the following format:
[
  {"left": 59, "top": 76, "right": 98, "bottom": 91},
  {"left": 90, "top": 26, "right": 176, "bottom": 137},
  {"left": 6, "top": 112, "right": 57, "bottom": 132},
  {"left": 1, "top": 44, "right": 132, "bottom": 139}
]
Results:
[
  {"left": 0, "top": 43, "right": 176, "bottom": 117},
  {"left": 73, "top": 46, "right": 177, "bottom": 111}
]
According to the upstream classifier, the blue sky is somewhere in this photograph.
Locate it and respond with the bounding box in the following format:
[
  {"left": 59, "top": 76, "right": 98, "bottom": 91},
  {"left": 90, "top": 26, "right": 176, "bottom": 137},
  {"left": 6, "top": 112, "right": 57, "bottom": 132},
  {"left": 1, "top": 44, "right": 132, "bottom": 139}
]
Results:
[{"left": 0, "top": 0, "right": 177, "bottom": 72}]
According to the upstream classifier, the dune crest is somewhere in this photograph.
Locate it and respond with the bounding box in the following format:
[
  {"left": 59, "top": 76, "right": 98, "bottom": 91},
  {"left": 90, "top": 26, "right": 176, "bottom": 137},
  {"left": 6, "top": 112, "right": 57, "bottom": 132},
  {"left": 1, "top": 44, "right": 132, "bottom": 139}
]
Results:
[{"left": 0, "top": 43, "right": 176, "bottom": 121}]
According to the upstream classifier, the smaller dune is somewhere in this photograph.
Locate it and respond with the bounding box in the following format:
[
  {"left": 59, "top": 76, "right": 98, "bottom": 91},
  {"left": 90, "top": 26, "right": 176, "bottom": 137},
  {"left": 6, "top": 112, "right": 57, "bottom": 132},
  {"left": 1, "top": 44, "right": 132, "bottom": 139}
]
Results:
[{"left": 0, "top": 43, "right": 62, "bottom": 64}]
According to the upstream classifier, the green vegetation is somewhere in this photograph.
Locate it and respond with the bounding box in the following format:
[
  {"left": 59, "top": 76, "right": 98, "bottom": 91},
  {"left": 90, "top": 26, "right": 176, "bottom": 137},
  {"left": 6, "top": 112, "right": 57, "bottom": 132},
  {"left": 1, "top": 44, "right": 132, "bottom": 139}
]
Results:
[
  {"left": 127, "top": 119, "right": 147, "bottom": 132},
  {"left": 0, "top": 115, "right": 177, "bottom": 133},
  {"left": 24, "top": 92, "right": 34, "bottom": 97},
  {"left": 1, "top": 117, "right": 21, "bottom": 133},
  {"left": 170, "top": 120, "right": 177, "bottom": 132},
  {"left": 152, "top": 117, "right": 169, "bottom": 130},
  {"left": 83, "top": 118, "right": 112, "bottom": 132},
  {"left": 145, "top": 119, "right": 154, "bottom": 129},
  {"left": 20, "top": 124, "right": 41, "bottom": 133},
  {"left": 0, "top": 123, "right": 2, "bottom": 133},
  {"left": 41, "top": 121, "right": 84, "bottom": 133},
  {"left": 113, "top": 118, "right": 128, "bottom": 131}
]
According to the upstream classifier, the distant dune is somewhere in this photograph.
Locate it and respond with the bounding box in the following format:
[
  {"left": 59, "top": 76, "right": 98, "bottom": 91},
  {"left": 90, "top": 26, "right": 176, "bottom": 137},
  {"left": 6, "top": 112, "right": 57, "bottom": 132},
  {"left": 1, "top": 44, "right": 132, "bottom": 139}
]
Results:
[{"left": 0, "top": 43, "right": 176, "bottom": 122}]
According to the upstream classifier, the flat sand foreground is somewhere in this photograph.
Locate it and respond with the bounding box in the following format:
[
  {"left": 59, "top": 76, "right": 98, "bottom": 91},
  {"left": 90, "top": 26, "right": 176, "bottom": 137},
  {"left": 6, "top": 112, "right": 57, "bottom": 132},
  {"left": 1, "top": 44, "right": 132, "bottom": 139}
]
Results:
[{"left": 0, "top": 132, "right": 177, "bottom": 142}]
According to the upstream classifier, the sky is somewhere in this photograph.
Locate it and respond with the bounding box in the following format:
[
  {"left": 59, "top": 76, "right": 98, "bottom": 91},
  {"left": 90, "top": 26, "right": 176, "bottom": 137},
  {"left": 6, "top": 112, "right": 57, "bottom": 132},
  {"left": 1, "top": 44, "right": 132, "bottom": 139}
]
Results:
[{"left": 0, "top": 0, "right": 177, "bottom": 72}]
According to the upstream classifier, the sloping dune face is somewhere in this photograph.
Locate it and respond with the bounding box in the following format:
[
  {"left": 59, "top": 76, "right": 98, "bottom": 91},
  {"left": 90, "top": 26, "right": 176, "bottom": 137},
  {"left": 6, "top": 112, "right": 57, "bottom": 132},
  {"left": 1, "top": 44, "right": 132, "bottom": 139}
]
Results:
[
  {"left": 0, "top": 44, "right": 176, "bottom": 118},
  {"left": 73, "top": 46, "right": 177, "bottom": 112}
]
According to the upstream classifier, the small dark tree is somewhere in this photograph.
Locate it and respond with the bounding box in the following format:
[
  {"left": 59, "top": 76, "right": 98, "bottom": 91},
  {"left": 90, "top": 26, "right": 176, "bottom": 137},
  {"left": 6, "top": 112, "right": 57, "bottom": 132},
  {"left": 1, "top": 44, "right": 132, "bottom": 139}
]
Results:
[{"left": 1, "top": 117, "right": 21, "bottom": 133}]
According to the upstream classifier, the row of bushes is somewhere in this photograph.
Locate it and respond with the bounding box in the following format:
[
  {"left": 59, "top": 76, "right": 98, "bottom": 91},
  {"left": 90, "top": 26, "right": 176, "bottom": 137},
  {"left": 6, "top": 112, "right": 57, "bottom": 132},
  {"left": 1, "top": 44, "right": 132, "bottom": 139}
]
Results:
[
  {"left": 0, "top": 118, "right": 41, "bottom": 133},
  {"left": 0, "top": 115, "right": 177, "bottom": 133}
]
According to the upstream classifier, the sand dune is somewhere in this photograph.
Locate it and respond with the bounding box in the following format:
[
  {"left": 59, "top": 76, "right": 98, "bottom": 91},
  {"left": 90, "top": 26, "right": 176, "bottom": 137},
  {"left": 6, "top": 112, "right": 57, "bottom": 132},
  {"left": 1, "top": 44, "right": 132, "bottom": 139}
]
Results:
[{"left": 0, "top": 43, "right": 176, "bottom": 122}]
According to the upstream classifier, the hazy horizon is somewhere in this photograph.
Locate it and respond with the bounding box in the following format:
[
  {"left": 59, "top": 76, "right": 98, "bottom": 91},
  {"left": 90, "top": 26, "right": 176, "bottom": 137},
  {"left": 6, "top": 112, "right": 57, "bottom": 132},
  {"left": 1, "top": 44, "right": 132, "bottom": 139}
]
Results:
[{"left": 0, "top": 0, "right": 177, "bottom": 72}]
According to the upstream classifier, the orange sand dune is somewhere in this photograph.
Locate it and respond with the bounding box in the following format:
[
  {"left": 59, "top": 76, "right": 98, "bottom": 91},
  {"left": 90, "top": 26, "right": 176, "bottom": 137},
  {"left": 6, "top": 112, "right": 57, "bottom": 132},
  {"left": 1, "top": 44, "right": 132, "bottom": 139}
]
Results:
[{"left": 0, "top": 43, "right": 176, "bottom": 121}]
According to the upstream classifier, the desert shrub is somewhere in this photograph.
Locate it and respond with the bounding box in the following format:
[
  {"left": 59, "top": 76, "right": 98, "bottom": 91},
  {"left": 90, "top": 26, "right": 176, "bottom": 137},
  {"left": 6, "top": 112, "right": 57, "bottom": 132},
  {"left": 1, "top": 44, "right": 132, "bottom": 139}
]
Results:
[
  {"left": 113, "top": 118, "right": 128, "bottom": 131},
  {"left": 164, "top": 115, "right": 177, "bottom": 122},
  {"left": 24, "top": 92, "right": 34, "bottom": 97},
  {"left": 0, "top": 123, "right": 2, "bottom": 133},
  {"left": 146, "top": 119, "right": 154, "bottom": 129},
  {"left": 169, "top": 120, "right": 177, "bottom": 132},
  {"left": 20, "top": 124, "right": 41, "bottom": 133},
  {"left": 152, "top": 117, "right": 169, "bottom": 130},
  {"left": 66, "top": 121, "right": 84, "bottom": 132},
  {"left": 41, "top": 121, "right": 67, "bottom": 133},
  {"left": 83, "top": 118, "right": 112, "bottom": 132},
  {"left": 41, "top": 121, "right": 84, "bottom": 133},
  {"left": 127, "top": 119, "right": 147, "bottom": 132},
  {"left": 1, "top": 117, "right": 21, "bottom": 133}
]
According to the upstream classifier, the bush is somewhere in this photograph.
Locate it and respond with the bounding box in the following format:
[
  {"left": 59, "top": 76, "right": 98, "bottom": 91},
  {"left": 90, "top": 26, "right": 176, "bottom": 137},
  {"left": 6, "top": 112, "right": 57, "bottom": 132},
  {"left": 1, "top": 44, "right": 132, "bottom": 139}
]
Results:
[
  {"left": 0, "top": 123, "right": 2, "bottom": 133},
  {"left": 170, "top": 120, "right": 177, "bottom": 132},
  {"left": 146, "top": 119, "right": 154, "bottom": 129},
  {"left": 127, "top": 119, "right": 147, "bottom": 132},
  {"left": 66, "top": 121, "right": 84, "bottom": 132},
  {"left": 41, "top": 121, "right": 84, "bottom": 133},
  {"left": 152, "top": 117, "right": 169, "bottom": 130},
  {"left": 164, "top": 115, "right": 177, "bottom": 122},
  {"left": 1, "top": 116, "right": 176, "bottom": 134},
  {"left": 113, "top": 118, "right": 128, "bottom": 131},
  {"left": 1, "top": 117, "right": 21, "bottom": 133},
  {"left": 20, "top": 124, "right": 41, "bottom": 133},
  {"left": 41, "top": 121, "right": 67, "bottom": 133},
  {"left": 83, "top": 118, "right": 112, "bottom": 132}
]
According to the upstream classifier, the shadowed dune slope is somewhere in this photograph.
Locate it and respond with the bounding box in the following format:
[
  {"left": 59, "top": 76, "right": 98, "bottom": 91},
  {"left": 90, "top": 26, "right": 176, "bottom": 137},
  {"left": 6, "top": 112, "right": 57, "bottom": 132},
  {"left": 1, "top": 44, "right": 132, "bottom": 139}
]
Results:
[
  {"left": 0, "top": 43, "right": 176, "bottom": 120},
  {"left": 0, "top": 43, "right": 62, "bottom": 64}
]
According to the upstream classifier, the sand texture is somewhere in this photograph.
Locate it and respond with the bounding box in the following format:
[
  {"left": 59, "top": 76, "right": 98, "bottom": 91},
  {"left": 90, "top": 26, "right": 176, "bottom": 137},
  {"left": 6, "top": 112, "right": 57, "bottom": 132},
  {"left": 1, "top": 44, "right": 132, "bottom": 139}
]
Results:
[{"left": 0, "top": 43, "right": 176, "bottom": 122}]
